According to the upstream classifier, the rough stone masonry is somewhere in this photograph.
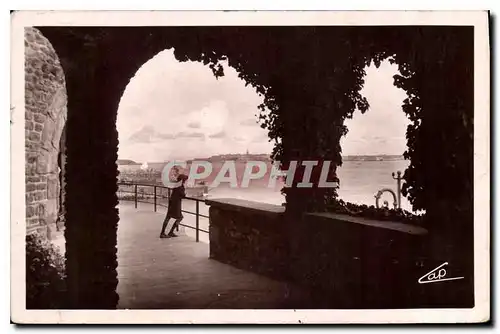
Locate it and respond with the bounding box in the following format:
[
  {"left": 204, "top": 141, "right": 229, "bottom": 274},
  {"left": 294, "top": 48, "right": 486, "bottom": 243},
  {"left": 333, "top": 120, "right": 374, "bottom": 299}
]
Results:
[{"left": 25, "top": 27, "right": 67, "bottom": 239}]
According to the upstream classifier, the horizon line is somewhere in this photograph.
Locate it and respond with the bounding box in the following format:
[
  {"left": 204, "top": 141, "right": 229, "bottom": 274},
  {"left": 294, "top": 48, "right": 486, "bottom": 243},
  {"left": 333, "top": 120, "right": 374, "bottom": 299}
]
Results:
[{"left": 118, "top": 153, "right": 405, "bottom": 163}]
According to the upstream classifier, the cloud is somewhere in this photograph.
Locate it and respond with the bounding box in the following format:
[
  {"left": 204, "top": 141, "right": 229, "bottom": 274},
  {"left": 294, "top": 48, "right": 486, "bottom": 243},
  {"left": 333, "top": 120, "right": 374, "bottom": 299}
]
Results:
[
  {"left": 209, "top": 130, "right": 226, "bottom": 139},
  {"left": 233, "top": 136, "right": 246, "bottom": 142},
  {"left": 157, "top": 133, "right": 175, "bottom": 140},
  {"left": 187, "top": 120, "right": 201, "bottom": 128},
  {"left": 251, "top": 132, "right": 269, "bottom": 143},
  {"left": 185, "top": 100, "right": 230, "bottom": 136},
  {"left": 128, "top": 125, "right": 155, "bottom": 143},
  {"left": 240, "top": 118, "right": 259, "bottom": 126},
  {"left": 128, "top": 125, "right": 178, "bottom": 143},
  {"left": 176, "top": 131, "right": 205, "bottom": 139}
]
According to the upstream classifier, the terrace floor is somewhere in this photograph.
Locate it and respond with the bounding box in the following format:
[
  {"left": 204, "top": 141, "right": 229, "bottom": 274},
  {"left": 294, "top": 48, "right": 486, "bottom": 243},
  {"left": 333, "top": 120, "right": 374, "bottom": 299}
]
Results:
[{"left": 53, "top": 201, "right": 324, "bottom": 309}]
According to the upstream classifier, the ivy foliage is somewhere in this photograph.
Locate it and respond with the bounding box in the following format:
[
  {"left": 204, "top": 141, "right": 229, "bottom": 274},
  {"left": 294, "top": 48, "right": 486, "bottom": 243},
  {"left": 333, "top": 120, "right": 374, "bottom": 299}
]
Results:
[{"left": 158, "top": 27, "right": 473, "bottom": 226}]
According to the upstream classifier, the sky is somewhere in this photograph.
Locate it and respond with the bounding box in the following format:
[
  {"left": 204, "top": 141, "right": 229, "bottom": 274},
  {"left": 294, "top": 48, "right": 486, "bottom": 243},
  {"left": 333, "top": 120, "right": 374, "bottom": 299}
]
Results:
[
  {"left": 340, "top": 60, "right": 409, "bottom": 156},
  {"left": 117, "top": 49, "right": 409, "bottom": 163}
]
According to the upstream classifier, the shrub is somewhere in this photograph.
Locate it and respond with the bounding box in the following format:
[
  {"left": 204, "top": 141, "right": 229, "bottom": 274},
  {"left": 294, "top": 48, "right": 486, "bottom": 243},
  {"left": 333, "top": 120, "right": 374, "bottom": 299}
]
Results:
[
  {"left": 26, "top": 233, "right": 66, "bottom": 309},
  {"left": 327, "top": 198, "right": 425, "bottom": 226}
]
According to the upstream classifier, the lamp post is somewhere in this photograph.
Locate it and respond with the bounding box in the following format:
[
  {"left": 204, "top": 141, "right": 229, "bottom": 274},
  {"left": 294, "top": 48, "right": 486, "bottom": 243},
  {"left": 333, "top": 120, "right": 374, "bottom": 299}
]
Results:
[
  {"left": 374, "top": 170, "right": 403, "bottom": 209},
  {"left": 391, "top": 171, "right": 402, "bottom": 209}
]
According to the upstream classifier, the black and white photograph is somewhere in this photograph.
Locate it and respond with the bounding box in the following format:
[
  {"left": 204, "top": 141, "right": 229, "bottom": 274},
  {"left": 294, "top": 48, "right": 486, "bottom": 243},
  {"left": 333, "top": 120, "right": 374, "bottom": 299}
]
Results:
[{"left": 10, "top": 10, "right": 490, "bottom": 324}]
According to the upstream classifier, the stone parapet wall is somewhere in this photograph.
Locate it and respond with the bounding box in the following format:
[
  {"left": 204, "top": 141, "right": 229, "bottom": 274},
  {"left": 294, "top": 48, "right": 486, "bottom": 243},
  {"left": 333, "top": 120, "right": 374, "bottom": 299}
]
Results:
[
  {"left": 25, "top": 27, "right": 67, "bottom": 238},
  {"left": 207, "top": 198, "right": 290, "bottom": 280},
  {"left": 289, "top": 212, "right": 429, "bottom": 308},
  {"left": 207, "top": 198, "right": 473, "bottom": 308}
]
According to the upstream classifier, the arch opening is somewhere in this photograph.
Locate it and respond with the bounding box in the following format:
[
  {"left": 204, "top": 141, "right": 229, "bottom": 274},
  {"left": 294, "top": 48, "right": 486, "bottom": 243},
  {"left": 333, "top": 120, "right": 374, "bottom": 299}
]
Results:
[
  {"left": 115, "top": 48, "right": 283, "bottom": 243},
  {"left": 339, "top": 59, "right": 413, "bottom": 212}
]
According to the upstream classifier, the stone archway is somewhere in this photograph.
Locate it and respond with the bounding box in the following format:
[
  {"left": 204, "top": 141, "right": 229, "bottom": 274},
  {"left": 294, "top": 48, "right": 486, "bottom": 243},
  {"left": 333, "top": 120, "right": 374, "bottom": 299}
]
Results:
[
  {"left": 25, "top": 27, "right": 67, "bottom": 240},
  {"left": 34, "top": 26, "right": 474, "bottom": 308}
]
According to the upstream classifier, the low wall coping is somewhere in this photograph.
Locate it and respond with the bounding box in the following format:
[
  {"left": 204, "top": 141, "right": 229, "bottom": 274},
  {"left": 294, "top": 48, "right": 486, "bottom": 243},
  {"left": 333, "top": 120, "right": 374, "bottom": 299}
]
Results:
[
  {"left": 306, "top": 212, "right": 428, "bottom": 236},
  {"left": 205, "top": 198, "right": 285, "bottom": 216}
]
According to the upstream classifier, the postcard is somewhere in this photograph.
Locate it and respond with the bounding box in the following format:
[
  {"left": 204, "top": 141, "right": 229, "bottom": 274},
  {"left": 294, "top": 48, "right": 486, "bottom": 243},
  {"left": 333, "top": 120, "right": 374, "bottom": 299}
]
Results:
[{"left": 10, "top": 10, "right": 490, "bottom": 324}]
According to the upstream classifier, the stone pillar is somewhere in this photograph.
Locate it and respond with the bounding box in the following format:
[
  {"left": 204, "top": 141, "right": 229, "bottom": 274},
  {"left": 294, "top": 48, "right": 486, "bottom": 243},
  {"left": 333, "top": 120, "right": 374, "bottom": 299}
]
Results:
[
  {"left": 37, "top": 27, "right": 162, "bottom": 309},
  {"left": 58, "top": 52, "right": 128, "bottom": 309}
]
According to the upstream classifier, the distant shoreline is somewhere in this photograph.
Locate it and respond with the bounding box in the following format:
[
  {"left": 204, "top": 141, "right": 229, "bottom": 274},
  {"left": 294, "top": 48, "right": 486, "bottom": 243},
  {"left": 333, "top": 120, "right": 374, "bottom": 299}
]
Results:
[
  {"left": 117, "top": 154, "right": 405, "bottom": 165},
  {"left": 342, "top": 155, "right": 404, "bottom": 162},
  {"left": 117, "top": 159, "right": 140, "bottom": 165}
]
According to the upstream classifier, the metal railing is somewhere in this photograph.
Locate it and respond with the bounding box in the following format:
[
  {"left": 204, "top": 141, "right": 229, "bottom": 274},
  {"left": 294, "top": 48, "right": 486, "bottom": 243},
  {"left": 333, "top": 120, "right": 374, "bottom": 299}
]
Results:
[{"left": 117, "top": 181, "right": 209, "bottom": 242}]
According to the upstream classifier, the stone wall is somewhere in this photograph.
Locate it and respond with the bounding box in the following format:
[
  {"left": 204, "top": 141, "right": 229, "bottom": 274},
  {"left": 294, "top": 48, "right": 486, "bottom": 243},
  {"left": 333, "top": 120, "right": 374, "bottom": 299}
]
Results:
[
  {"left": 25, "top": 27, "right": 67, "bottom": 239},
  {"left": 207, "top": 198, "right": 290, "bottom": 280},
  {"left": 206, "top": 199, "right": 475, "bottom": 308},
  {"left": 288, "top": 212, "right": 431, "bottom": 308}
]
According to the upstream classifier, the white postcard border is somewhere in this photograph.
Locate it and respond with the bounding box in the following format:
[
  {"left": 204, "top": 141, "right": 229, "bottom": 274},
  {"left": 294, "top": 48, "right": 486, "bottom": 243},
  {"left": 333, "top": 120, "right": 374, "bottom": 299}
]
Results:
[{"left": 10, "top": 10, "right": 490, "bottom": 324}]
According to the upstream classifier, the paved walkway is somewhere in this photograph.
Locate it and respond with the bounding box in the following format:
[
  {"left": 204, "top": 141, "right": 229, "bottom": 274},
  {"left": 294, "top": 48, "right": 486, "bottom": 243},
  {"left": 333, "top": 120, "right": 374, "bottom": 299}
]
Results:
[
  {"left": 114, "top": 201, "right": 322, "bottom": 309},
  {"left": 51, "top": 201, "right": 321, "bottom": 308}
]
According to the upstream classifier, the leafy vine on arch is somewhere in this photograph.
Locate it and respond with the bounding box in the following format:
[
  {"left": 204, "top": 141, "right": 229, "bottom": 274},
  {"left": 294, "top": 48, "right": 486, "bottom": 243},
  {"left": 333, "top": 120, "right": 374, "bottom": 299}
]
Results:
[{"left": 168, "top": 27, "right": 473, "bottom": 230}]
